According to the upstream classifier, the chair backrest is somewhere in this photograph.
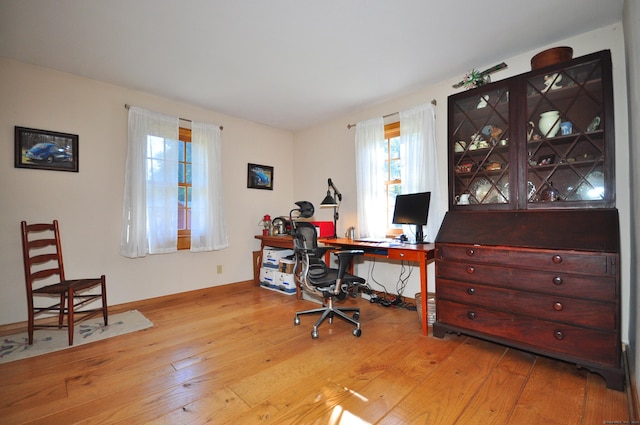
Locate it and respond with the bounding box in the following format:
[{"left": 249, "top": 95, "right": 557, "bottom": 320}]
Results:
[
  {"left": 291, "top": 221, "right": 329, "bottom": 282},
  {"left": 21, "top": 220, "right": 66, "bottom": 296},
  {"left": 291, "top": 221, "right": 319, "bottom": 254}
]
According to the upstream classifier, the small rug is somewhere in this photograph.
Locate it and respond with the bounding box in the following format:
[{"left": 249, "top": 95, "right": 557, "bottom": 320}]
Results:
[{"left": 0, "top": 310, "right": 153, "bottom": 364}]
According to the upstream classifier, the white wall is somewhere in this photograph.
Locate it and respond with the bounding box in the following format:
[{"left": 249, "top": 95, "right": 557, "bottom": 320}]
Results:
[
  {"left": 622, "top": 0, "right": 640, "bottom": 395},
  {"left": 0, "top": 57, "right": 295, "bottom": 326},
  {"left": 293, "top": 24, "right": 632, "bottom": 341}
]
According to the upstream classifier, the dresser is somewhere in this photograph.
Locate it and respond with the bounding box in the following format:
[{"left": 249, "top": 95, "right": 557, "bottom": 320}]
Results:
[{"left": 433, "top": 209, "right": 623, "bottom": 390}]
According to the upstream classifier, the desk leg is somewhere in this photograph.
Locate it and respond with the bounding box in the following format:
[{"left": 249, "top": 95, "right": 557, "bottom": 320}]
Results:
[
  {"left": 419, "top": 257, "right": 428, "bottom": 336},
  {"left": 255, "top": 242, "right": 265, "bottom": 286}
]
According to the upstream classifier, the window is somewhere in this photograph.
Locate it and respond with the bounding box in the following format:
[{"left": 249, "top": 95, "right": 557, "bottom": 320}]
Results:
[
  {"left": 383, "top": 122, "right": 403, "bottom": 236},
  {"left": 122, "top": 106, "right": 228, "bottom": 258},
  {"left": 177, "top": 127, "right": 191, "bottom": 250}
]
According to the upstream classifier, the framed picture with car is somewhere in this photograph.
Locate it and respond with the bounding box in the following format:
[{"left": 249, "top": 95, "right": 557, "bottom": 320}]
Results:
[
  {"left": 247, "top": 163, "right": 274, "bottom": 190},
  {"left": 15, "top": 126, "right": 79, "bottom": 172}
]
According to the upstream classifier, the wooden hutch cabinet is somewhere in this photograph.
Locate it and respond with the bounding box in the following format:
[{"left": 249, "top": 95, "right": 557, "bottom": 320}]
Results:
[{"left": 433, "top": 50, "right": 623, "bottom": 390}]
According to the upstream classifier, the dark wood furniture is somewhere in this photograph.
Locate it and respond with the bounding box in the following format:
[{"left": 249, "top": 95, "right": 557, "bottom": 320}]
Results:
[
  {"left": 448, "top": 50, "right": 614, "bottom": 210},
  {"left": 433, "top": 210, "right": 622, "bottom": 390},
  {"left": 21, "top": 220, "right": 108, "bottom": 346},
  {"left": 435, "top": 50, "right": 623, "bottom": 390}
]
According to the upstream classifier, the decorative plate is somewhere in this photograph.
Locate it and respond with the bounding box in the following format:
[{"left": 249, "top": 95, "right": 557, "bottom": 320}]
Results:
[
  {"left": 577, "top": 170, "right": 604, "bottom": 200},
  {"left": 470, "top": 178, "right": 492, "bottom": 203}
]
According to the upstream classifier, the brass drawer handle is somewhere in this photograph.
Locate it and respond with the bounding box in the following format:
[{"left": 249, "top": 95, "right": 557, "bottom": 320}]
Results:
[
  {"left": 467, "top": 287, "right": 475, "bottom": 295},
  {"left": 554, "top": 330, "right": 564, "bottom": 340},
  {"left": 466, "top": 248, "right": 475, "bottom": 256},
  {"left": 553, "top": 302, "right": 563, "bottom": 311},
  {"left": 553, "top": 276, "right": 563, "bottom": 285},
  {"left": 466, "top": 266, "right": 475, "bottom": 274},
  {"left": 552, "top": 255, "right": 563, "bottom": 264},
  {"left": 467, "top": 311, "right": 476, "bottom": 320}
]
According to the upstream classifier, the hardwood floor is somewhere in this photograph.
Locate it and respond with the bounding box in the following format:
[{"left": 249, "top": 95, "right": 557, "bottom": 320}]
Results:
[{"left": 0, "top": 281, "right": 633, "bottom": 424}]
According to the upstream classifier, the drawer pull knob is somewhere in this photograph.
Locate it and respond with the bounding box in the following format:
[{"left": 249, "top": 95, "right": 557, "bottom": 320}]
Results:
[
  {"left": 467, "top": 288, "right": 476, "bottom": 295},
  {"left": 399, "top": 253, "right": 405, "bottom": 257},
  {"left": 554, "top": 330, "right": 564, "bottom": 340},
  {"left": 553, "top": 276, "right": 563, "bottom": 285},
  {"left": 466, "top": 266, "right": 475, "bottom": 274},
  {"left": 466, "top": 248, "right": 475, "bottom": 256},
  {"left": 552, "top": 255, "right": 563, "bottom": 264},
  {"left": 553, "top": 302, "right": 564, "bottom": 311},
  {"left": 467, "top": 311, "right": 476, "bottom": 320}
]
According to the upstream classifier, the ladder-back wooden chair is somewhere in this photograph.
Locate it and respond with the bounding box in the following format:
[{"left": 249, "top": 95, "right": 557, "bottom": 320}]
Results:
[{"left": 20, "top": 220, "right": 108, "bottom": 346}]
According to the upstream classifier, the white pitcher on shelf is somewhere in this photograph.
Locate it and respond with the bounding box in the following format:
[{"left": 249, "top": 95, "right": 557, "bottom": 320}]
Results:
[{"left": 456, "top": 193, "right": 471, "bottom": 205}]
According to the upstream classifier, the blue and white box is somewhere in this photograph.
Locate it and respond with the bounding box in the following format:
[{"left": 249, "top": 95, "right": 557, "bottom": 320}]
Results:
[{"left": 262, "top": 247, "right": 294, "bottom": 269}]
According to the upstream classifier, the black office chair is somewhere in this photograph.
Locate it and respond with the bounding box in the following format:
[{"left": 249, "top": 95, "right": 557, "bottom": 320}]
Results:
[{"left": 290, "top": 202, "right": 365, "bottom": 338}]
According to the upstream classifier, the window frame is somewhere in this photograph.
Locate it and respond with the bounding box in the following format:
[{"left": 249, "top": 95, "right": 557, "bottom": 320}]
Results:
[
  {"left": 177, "top": 126, "right": 191, "bottom": 250},
  {"left": 384, "top": 122, "right": 403, "bottom": 237}
]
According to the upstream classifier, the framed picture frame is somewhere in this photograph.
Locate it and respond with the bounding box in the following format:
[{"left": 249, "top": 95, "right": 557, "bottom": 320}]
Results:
[
  {"left": 15, "top": 126, "right": 79, "bottom": 172},
  {"left": 247, "top": 163, "right": 273, "bottom": 190}
]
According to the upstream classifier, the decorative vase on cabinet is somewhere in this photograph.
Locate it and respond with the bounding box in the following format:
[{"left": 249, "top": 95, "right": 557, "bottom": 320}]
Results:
[{"left": 437, "top": 50, "right": 622, "bottom": 391}]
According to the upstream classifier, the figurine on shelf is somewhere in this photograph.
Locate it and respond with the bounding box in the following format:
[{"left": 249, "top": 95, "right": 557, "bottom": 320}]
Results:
[{"left": 542, "top": 73, "right": 563, "bottom": 92}]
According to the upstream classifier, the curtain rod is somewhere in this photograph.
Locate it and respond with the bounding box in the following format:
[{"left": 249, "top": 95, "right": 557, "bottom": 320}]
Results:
[
  {"left": 125, "top": 104, "right": 223, "bottom": 131},
  {"left": 346, "top": 99, "right": 437, "bottom": 129}
]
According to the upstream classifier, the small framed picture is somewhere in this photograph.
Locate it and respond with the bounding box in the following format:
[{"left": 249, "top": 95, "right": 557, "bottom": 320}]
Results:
[
  {"left": 247, "top": 163, "right": 274, "bottom": 190},
  {"left": 15, "top": 126, "right": 79, "bottom": 172},
  {"left": 537, "top": 154, "right": 556, "bottom": 166}
]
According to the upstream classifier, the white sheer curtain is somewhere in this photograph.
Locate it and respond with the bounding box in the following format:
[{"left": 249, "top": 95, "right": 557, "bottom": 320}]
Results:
[
  {"left": 355, "top": 117, "right": 386, "bottom": 238},
  {"left": 190, "top": 122, "right": 228, "bottom": 251},
  {"left": 399, "top": 102, "right": 445, "bottom": 242},
  {"left": 121, "top": 107, "right": 179, "bottom": 257},
  {"left": 121, "top": 107, "right": 228, "bottom": 258}
]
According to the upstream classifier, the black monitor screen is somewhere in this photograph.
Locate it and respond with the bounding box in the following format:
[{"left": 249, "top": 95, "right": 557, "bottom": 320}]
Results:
[
  {"left": 392, "top": 192, "right": 431, "bottom": 225},
  {"left": 392, "top": 192, "right": 431, "bottom": 243}
]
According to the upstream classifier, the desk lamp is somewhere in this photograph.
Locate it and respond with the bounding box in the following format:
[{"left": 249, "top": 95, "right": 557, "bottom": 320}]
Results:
[{"left": 320, "top": 178, "right": 341, "bottom": 239}]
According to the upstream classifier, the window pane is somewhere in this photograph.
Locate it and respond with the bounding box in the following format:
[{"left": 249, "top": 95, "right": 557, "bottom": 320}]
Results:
[
  {"left": 178, "top": 186, "right": 186, "bottom": 203},
  {"left": 186, "top": 163, "right": 192, "bottom": 184},
  {"left": 390, "top": 137, "right": 401, "bottom": 158},
  {"left": 390, "top": 159, "right": 401, "bottom": 181},
  {"left": 178, "top": 140, "right": 185, "bottom": 161},
  {"left": 178, "top": 163, "right": 185, "bottom": 183},
  {"left": 186, "top": 142, "right": 192, "bottom": 162}
]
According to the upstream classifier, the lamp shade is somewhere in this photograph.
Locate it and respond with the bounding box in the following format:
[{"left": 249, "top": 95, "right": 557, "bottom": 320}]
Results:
[{"left": 320, "top": 191, "right": 338, "bottom": 207}]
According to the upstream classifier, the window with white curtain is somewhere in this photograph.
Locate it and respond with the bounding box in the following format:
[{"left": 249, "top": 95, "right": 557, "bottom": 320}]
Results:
[
  {"left": 355, "top": 102, "right": 445, "bottom": 242},
  {"left": 120, "top": 106, "right": 228, "bottom": 258}
]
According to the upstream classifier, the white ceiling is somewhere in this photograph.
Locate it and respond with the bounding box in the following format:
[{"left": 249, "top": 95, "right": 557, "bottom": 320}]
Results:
[{"left": 0, "top": 0, "right": 624, "bottom": 131}]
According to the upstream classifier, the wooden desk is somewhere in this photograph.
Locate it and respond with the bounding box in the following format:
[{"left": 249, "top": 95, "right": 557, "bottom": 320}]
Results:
[
  {"left": 254, "top": 234, "right": 294, "bottom": 280},
  {"left": 254, "top": 235, "right": 436, "bottom": 335},
  {"left": 321, "top": 238, "right": 435, "bottom": 336}
]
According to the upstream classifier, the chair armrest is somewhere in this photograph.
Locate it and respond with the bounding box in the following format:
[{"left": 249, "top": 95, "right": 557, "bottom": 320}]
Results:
[{"left": 334, "top": 250, "right": 364, "bottom": 278}]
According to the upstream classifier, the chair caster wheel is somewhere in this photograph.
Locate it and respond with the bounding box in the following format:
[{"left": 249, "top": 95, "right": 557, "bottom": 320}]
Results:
[
  {"left": 311, "top": 330, "right": 319, "bottom": 339},
  {"left": 353, "top": 312, "right": 360, "bottom": 320},
  {"left": 353, "top": 328, "right": 362, "bottom": 337},
  {"left": 294, "top": 316, "right": 300, "bottom": 326}
]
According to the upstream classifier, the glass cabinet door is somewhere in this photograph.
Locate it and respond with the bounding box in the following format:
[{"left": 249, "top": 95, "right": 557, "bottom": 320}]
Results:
[
  {"left": 524, "top": 54, "right": 611, "bottom": 207},
  {"left": 450, "top": 84, "right": 512, "bottom": 208}
]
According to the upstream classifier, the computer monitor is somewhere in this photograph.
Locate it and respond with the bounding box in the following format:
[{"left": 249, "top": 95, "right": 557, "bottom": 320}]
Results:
[{"left": 392, "top": 192, "right": 431, "bottom": 243}]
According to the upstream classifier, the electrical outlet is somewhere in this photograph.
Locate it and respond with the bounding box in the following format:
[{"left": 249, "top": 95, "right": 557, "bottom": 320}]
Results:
[{"left": 216, "top": 264, "right": 222, "bottom": 274}]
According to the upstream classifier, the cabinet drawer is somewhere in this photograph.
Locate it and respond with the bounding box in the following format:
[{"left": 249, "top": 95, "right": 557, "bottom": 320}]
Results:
[
  {"left": 436, "top": 260, "right": 616, "bottom": 301},
  {"left": 437, "top": 279, "right": 616, "bottom": 330},
  {"left": 437, "top": 300, "right": 619, "bottom": 367},
  {"left": 437, "top": 244, "right": 616, "bottom": 276},
  {"left": 387, "top": 249, "right": 423, "bottom": 262}
]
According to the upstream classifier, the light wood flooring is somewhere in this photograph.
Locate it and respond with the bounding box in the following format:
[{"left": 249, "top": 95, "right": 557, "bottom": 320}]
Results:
[{"left": 0, "top": 281, "right": 634, "bottom": 424}]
